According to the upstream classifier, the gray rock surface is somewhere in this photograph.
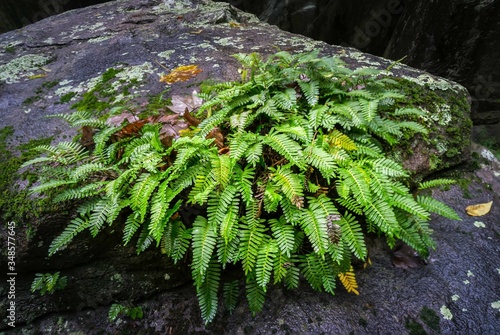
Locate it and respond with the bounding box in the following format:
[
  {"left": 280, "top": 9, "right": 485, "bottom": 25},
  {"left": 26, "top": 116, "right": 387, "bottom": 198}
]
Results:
[{"left": 0, "top": 0, "right": 496, "bottom": 334}]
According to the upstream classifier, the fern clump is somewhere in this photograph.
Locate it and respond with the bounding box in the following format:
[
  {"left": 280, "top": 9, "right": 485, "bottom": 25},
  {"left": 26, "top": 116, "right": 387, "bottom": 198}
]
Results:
[{"left": 23, "top": 51, "right": 461, "bottom": 323}]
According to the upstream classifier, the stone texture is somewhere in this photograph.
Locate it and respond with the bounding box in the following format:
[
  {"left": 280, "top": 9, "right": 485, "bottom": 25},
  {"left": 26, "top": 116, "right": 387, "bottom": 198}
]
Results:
[{"left": 0, "top": 0, "right": 494, "bottom": 334}]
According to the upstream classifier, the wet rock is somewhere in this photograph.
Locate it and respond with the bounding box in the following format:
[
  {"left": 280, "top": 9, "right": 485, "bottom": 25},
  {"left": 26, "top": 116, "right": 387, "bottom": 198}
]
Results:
[{"left": 0, "top": 0, "right": 490, "bottom": 334}]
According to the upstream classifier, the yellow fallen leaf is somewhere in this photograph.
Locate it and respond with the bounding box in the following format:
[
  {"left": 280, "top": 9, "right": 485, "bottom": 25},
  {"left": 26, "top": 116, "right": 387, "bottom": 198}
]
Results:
[
  {"left": 159, "top": 64, "right": 202, "bottom": 84},
  {"left": 466, "top": 201, "right": 493, "bottom": 216},
  {"left": 28, "top": 73, "right": 47, "bottom": 79}
]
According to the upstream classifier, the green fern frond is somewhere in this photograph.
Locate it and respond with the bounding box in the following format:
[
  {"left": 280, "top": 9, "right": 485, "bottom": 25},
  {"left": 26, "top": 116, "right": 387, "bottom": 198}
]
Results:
[
  {"left": 255, "top": 238, "right": 278, "bottom": 288},
  {"left": 300, "top": 253, "right": 336, "bottom": 293},
  {"left": 270, "top": 166, "right": 304, "bottom": 208},
  {"left": 70, "top": 162, "right": 108, "bottom": 181},
  {"left": 244, "top": 142, "right": 263, "bottom": 166},
  {"left": 148, "top": 200, "right": 182, "bottom": 243},
  {"left": 304, "top": 146, "right": 337, "bottom": 180},
  {"left": 217, "top": 235, "right": 240, "bottom": 266},
  {"left": 336, "top": 195, "right": 364, "bottom": 215},
  {"left": 417, "top": 196, "right": 462, "bottom": 220},
  {"left": 339, "top": 166, "right": 372, "bottom": 206},
  {"left": 273, "top": 88, "right": 297, "bottom": 111},
  {"left": 123, "top": 213, "right": 142, "bottom": 245},
  {"left": 88, "top": 197, "right": 122, "bottom": 237},
  {"left": 297, "top": 80, "right": 319, "bottom": 106},
  {"left": 338, "top": 212, "right": 367, "bottom": 260},
  {"left": 372, "top": 157, "right": 408, "bottom": 177},
  {"left": 394, "top": 107, "right": 426, "bottom": 117},
  {"left": 280, "top": 197, "right": 302, "bottom": 226},
  {"left": 171, "top": 222, "right": 192, "bottom": 263},
  {"left": 198, "top": 106, "right": 233, "bottom": 138},
  {"left": 130, "top": 173, "right": 161, "bottom": 222},
  {"left": 223, "top": 280, "right": 239, "bottom": 313},
  {"left": 300, "top": 207, "right": 329, "bottom": 256},
  {"left": 246, "top": 273, "right": 266, "bottom": 315},
  {"left": 136, "top": 221, "right": 154, "bottom": 253},
  {"left": 53, "top": 182, "right": 106, "bottom": 202},
  {"left": 358, "top": 98, "right": 378, "bottom": 123},
  {"left": 391, "top": 194, "right": 429, "bottom": 220},
  {"left": 397, "top": 121, "right": 428, "bottom": 134},
  {"left": 30, "top": 180, "right": 77, "bottom": 194},
  {"left": 192, "top": 216, "right": 218, "bottom": 285},
  {"left": 270, "top": 217, "right": 296, "bottom": 257},
  {"left": 195, "top": 258, "right": 220, "bottom": 324},
  {"left": 262, "top": 131, "right": 305, "bottom": 169},
  {"left": 331, "top": 101, "right": 365, "bottom": 127},
  {"left": 71, "top": 118, "right": 108, "bottom": 129},
  {"left": 234, "top": 164, "right": 255, "bottom": 205},
  {"left": 418, "top": 178, "right": 457, "bottom": 190},
  {"left": 48, "top": 217, "right": 89, "bottom": 256},
  {"left": 239, "top": 220, "right": 266, "bottom": 275},
  {"left": 46, "top": 110, "right": 93, "bottom": 126},
  {"left": 364, "top": 199, "right": 399, "bottom": 234},
  {"left": 210, "top": 154, "right": 234, "bottom": 190}
]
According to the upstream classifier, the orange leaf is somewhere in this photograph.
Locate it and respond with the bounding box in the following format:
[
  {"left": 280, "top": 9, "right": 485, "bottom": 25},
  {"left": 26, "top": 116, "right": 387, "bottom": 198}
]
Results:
[
  {"left": 466, "top": 201, "right": 493, "bottom": 216},
  {"left": 160, "top": 65, "right": 203, "bottom": 84}
]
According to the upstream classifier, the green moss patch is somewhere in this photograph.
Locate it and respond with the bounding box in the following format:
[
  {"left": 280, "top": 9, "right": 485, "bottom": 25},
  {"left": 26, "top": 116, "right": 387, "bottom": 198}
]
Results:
[{"left": 0, "top": 126, "right": 54, "bottom": 222}]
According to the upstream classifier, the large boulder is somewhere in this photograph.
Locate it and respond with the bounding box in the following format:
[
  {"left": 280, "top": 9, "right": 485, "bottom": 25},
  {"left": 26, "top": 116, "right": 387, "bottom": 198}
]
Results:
[
  {"left": 0, "top": 0, "right": 493, "bottom": 334},
  {"left": 221, "top": 0, "right": 500, "bottom": 127}
]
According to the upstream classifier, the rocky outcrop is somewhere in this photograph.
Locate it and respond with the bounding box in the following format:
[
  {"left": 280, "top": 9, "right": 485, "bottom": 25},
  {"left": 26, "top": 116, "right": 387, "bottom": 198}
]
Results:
[
  {"left": 222, "top": 0, "right": 500, "bottom": 126},
  {"left": 0, "top": 0, "right": 495, "bottom": 334}
]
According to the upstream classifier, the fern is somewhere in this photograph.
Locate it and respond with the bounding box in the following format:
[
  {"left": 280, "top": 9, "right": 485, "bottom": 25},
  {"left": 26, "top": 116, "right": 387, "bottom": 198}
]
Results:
[
  {"left": 223, "top": 280, "right": 239, "bottom": 313},
  {"left": 246, "top": 274, "right": 266, "bottom": 315},
  {"left": 338, "top": 212, "right": 367, "bottom": 260},
  {"left": 48, "top": 217, "right": 89, "bottom": 256},
  {"left": 417, "top": 196, "right": 462, "bottom": 220},
  {"left": 270, "top": 217, "right": 296, "bottom": 257},
  {"left": 418, "top": 178, "right": 457, "bottom": 190},
  {"left": 195, "top": 257, "right": 220, "bottom": 324},
  {"left": 24, "top": 50, "right": 463, "bottom": 324},
  {"left": 192, "top": 216, "right": 217, "bottom": 286},
  {"left": 255, "top": 238, "right": 278, "bottom": 288},
  {"left": 338, "top": 266, "right": 359, "bottom": 295}
]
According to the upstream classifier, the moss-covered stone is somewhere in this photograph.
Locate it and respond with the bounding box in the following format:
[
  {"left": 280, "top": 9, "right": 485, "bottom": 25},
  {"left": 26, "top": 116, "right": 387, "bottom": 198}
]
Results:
[
  {"left": 0, "top": 127, "right": 54, "bottom": 222},
  {"left": 387, "top": 78, "right": 472, "bottom": 180}
]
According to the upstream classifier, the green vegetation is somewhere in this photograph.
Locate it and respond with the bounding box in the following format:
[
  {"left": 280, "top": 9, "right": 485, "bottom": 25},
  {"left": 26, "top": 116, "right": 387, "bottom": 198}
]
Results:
[
  {"left": 59, "top": 91, "right": 77, "bottom": 104},
  {"left": 4, "top": 45, "right": 15, "bottom": 54},
  {"left": 108, "top": 303, "right": 144, "bottom": 322},
  {"left": 0, "top": 126, "right": 53, "bottom": 222},
  {"left": 23, "top": 51, "right": 461, "bottom": 323},
  {"left": 420, "top": 306, "right": 441, "bottom": 333},
  {"left": 30, "top": 272, "right": 67, "bottom": 295}
]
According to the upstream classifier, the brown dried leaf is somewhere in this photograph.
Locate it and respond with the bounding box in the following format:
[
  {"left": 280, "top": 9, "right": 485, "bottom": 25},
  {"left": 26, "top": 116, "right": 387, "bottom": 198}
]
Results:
[
  {"left": 391, "top": 244, "right": 425, "bottom": 269},
  {"left": 159, "top": 65, "right": 203, "bottom": 84},
  {"left": 80, "top": 126, "right": 94, "bottom": 149},
  {"left": 167, "top": 91, "right": 203, "bottom": 115},
  {"left": 106, "top": 112, "right": 139, "bottom": 127},
  {"left": 206, "top": 127, "right": 224, "bottom": 149}
]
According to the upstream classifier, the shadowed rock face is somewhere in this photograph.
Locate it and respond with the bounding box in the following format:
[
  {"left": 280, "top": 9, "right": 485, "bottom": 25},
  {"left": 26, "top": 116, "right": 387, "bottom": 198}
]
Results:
[
  {"left": 220, "top": 0, "right": 500, "bottom": 127},
  {"left": 0, "top": 0, "right": 111, "bottom": 34},
  {"left": 0, "top": 0, "right": 496, "bottom": 334}
]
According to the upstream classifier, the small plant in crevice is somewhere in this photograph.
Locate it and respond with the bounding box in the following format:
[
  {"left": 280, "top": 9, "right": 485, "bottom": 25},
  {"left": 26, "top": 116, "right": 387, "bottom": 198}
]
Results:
[
  {"left": 108, "top": 303, "right": 143, "bottom": 322},
  {"left": 23, "top": 51, "right": 461, "bottom": 323},
  {"left": 30, "top": 272, "right": 67, "bottom": 295}
]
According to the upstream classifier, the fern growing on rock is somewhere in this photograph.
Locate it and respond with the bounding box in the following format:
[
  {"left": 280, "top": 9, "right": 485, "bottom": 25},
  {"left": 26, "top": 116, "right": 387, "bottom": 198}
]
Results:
[{"left": 23, "top": 50, "right": 461, "bottom": 323}]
